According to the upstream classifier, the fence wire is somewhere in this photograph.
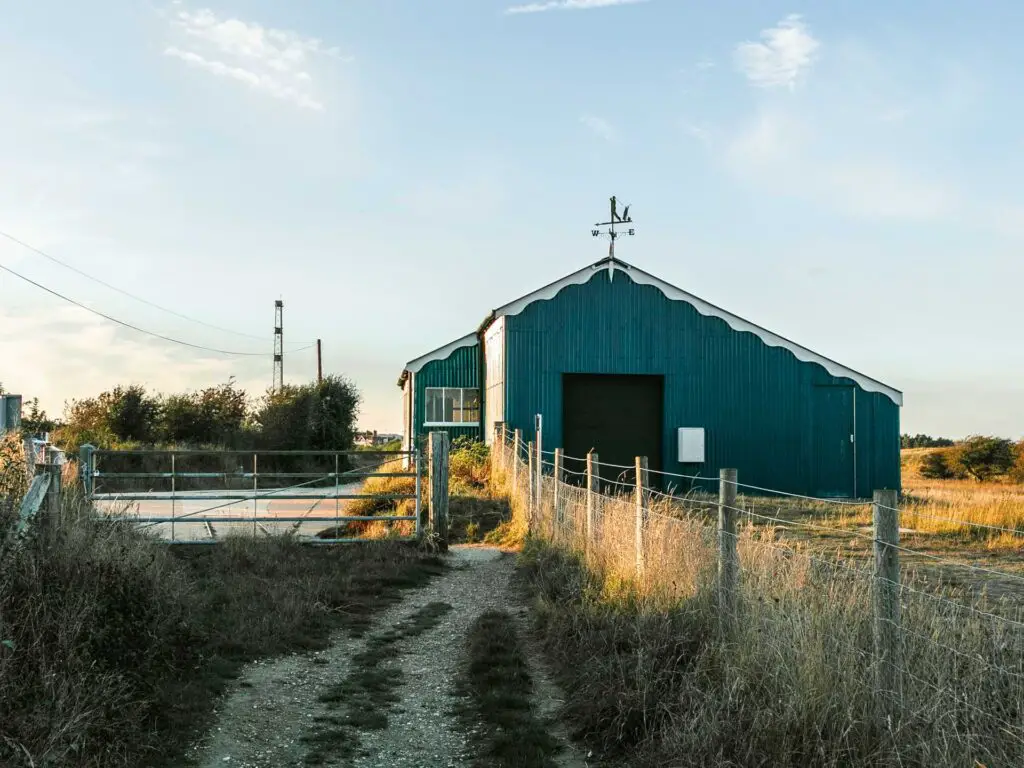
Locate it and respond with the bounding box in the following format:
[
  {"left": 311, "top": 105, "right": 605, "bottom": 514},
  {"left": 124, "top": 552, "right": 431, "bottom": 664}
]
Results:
[{"left": 491, "top": 432, "right": 1024, "bottom": 759}]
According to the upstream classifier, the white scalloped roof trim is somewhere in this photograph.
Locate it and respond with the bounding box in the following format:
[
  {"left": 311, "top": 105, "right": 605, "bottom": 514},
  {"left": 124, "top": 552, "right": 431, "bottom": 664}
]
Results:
[
  {"left": 489, "top": 259, "right": 903, "bottom": 406},
  {"left": 403, "top": 332, "right": 478, "bottom": 374}
]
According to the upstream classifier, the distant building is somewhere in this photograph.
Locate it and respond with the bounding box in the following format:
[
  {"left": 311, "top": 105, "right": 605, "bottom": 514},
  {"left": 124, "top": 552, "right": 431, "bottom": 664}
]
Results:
[
  {"left": 354, "top": 430, "right": 402, "bottom": 447},
  {"left": 0, "top": 394, "right": 22, "bottom": 435},
  {"left": 397, "top": 256, "right": 902, "bottom": 498}
]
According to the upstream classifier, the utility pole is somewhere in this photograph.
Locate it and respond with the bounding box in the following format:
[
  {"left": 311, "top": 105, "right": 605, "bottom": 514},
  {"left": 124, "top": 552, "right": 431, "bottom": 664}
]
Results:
[
  {"left": 273, "top": 300, "right": 284, "bottom": 392},
  {"left": 316, "top": 339, "right": 323, "bottom": 385},
  {"left": 591, "top": 196, "right": 635, "bottom": 259}
]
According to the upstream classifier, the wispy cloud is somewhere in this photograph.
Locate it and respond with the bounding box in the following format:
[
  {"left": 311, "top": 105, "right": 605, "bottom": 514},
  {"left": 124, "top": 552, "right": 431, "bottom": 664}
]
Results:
[
  {"left": 681, "top": 120, "right": 711, "bottom": 144},
  {"left": 505, "top": 0, "right": 647, "bottom": 15},
  {"left": 163, "top": 5, "right": 347, "bottom": 110},
  {"left": 735, "top": 14, "right": 819, "bottom": 90},
  {"left": 581, "top": 114, "right": 615, "bottom": 141}
]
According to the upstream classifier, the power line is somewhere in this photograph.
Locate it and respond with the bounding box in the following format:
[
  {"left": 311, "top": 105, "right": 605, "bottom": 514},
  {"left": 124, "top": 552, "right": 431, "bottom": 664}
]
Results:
[
  {"left": 0, "top": 258, "right": 295, "bottom": 357},
  {"left": 0, "top": 228, "right": 312, "bottom": 346}
]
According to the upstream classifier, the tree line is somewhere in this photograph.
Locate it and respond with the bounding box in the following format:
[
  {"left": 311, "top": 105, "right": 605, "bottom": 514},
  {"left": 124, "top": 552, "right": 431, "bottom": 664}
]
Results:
[{"left": 15, "top": 377, "right": 360, "bottom": 453}]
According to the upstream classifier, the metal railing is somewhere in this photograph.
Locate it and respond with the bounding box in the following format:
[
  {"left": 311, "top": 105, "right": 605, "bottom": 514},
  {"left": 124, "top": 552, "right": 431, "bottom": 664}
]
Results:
[{"left": 81, "top": 446, "right": 422, "bottom": 544}]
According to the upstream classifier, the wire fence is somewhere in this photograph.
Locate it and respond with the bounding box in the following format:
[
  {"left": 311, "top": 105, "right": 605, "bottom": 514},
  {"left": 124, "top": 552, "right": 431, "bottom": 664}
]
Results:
[{"left": 492, "top": 429, "right": 1024, "bottom": 763}]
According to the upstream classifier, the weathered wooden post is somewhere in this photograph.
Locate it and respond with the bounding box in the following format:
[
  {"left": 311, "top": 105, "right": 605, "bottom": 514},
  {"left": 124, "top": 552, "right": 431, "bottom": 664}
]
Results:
[
  {"left": 37, "top": 460, "right": 62, "bottom": 536},
  {"left": 634, "top": 456, "right": 649, "bottom": 579},
  {"left": 586, "top": 451, "right": 599, "bottom": 557},
  {"left": 718, "top": 468, "right": 739, "bottom": 629},
  {"left": 873, "top": 489, "right": 902, "bottom": 720},
  {"left": 527, "top": 439, "right": 535, "bottom": 524},
  {"left": 552, "top": 448, "right": 563, "bottom": 539},
  {"left": 534, "top": 415, "right": 543, "bottom": 525},
  {"left": 416, "top": 447, "right": 427, "bottom": 538},
  {"left": 429, "top": 432, "right": 450, "bottom": 548},
  {"left": 513, "top": 428, "right": 523, "bottom": 496}
]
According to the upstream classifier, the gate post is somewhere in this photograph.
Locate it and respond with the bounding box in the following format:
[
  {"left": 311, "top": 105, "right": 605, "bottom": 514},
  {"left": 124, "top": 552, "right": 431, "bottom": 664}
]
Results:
[
  {"left": 513, "top": 428, "right": 523, "bottom": 495},
  {"left": 429, "top": 432, "right": 450, "bottom": 548},
  {"left": 527, "top": 440, "right": 535, "bottom": 524}
]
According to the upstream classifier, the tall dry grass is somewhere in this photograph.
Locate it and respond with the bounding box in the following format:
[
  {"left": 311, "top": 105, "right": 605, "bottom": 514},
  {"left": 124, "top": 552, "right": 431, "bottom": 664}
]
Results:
[{"left": 493, "top": 440, "right": 1024, "bottom": 767}]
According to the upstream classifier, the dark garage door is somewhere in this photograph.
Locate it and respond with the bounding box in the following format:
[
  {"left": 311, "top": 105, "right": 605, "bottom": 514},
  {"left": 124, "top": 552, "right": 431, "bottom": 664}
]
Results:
[{"left": 562, "top": 374, "right": 663, "bottom": 487}]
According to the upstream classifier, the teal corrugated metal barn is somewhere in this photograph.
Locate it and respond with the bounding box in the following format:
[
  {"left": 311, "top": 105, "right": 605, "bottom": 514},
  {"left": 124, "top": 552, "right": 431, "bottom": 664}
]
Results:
[{"left": 398, "top": 257, "right": 901, "bottom": 497}]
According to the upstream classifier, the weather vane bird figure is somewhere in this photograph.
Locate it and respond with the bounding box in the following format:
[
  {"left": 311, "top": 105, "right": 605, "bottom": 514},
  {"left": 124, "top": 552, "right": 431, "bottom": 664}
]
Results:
[{"left": 592, "top": 196, "right": 635, "bottom": 259}]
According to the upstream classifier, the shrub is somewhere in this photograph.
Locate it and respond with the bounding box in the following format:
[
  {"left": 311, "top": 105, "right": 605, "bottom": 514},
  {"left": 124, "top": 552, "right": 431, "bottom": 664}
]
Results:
[
  {"left": 951, "top": 435, "right": 1015, "bottom": 482},
  {"left": 1011, "top": 441, "right": 1024, "bottom": 484},
  {"left": 450, "top": 437, "right": 490, "bottom": 495},
  {"left": 919, "top": 450, "right": 955, "bottom": 480}
]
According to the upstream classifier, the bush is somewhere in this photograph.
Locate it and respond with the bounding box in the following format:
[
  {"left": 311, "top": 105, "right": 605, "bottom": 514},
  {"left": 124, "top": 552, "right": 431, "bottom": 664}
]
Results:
[
  {"left": 919, "top": 450, "right": 956, "bottom": 480},
  {"left": 449, "top": 437, "right": 490, "bottom": 495},
  {"left": 1011, "top": 441, "right": 1024, "bottom": 484},
  {"left": 951, "top": 435, "right": 1015, "bottom": 482}
]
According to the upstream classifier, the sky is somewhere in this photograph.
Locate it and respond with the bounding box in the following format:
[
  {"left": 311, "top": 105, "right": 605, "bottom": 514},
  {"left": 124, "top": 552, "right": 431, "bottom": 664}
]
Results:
[{"left": 1, "top": 0, "right": 1022, "bottom": 439}]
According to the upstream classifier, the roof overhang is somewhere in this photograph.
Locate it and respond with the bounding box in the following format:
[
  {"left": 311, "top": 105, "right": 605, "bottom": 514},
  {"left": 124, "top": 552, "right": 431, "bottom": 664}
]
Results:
[
  {"left": 476, "top": 257, "right": 903, "bottom": 406},
  {"left": 396, "top": 332, "right": 479, "bottom": 388}
]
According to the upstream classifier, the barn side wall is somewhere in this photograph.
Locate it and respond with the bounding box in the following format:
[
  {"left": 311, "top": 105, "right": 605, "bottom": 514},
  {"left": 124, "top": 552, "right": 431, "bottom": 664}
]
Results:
[
  {"left": 410, "top": 344, "right": 482, "bottom": 450},
  {"left": 501, "top": 270, "right": 900, "bottom": 496}
]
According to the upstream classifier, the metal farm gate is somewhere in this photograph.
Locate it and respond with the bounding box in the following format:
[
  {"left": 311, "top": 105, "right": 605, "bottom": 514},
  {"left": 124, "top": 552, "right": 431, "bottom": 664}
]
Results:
[{"left": 80, "top": 447, "right": 422, "bottom": 544}]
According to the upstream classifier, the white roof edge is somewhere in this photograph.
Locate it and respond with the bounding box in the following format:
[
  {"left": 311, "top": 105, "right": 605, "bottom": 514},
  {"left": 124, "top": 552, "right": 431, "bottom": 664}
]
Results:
[
  {"left": 488, "top": 258, "right": 903, "bottom": 406},
  {"left": 403, "top": 332, "right": 478, "bottom": 374}
]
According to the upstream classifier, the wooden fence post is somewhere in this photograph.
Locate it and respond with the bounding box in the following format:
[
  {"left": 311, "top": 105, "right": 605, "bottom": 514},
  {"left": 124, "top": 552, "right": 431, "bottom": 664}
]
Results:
[
  {"left": 586, "top": 451, "right": 599, "bottom": 556},
  {"left": 552, "top": 448, "right": 563, "bottom": 538},
  {"left": 535, "top": 416, "right": 543, "bottom": 524},
  {"left": 634, "top": 456, "right": 649, "bottom": 579},
  {"left": 34, "top": 461, "right": 62, "bottom": 537},
  {"left": 513, "top": 429, "right": 523, "bottom": 494},
  {"left": 429, "top": 432, "right": 450, "bottom": 549},
  {"left": 718, "top": 468, "right": 739, "bottom": 628},
  {"left": 527, "top": 440, "right": 535, "bottom": 523},
  {"left": 873, "top": 489, "right": 902, "bottom": 720}
]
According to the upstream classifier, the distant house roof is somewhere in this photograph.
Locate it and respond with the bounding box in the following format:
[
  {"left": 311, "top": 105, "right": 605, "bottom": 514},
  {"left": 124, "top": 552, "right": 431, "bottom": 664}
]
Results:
[{"left": 399, "top": 256, "right": 902, "bottom": 405}]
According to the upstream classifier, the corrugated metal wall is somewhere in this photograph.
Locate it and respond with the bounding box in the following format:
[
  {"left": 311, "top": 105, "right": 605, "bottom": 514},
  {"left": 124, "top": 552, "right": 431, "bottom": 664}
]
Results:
[
  {"left": 484, "top": 317, "right": 505, "bottom": 444},
  {"left": 501, "top": 271, "right": 900, "bottom": 496},
  {"left": 411, "top": 343, "right": 482, "bottom": 448}
]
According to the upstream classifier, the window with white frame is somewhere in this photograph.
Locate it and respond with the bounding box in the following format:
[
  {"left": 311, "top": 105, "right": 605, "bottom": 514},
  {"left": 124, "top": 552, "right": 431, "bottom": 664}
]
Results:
[{"left": 424, "top": 388, "right": 480, "bottom": 426}]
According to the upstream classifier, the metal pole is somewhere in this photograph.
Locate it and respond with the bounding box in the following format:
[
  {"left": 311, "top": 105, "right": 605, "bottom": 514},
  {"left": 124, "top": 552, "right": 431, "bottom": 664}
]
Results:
[
  {"left": 553, "top": 448, "right": 563, "bottom": 539},
  {"left": 317, "top": 339, "right": 323, "bottom": 385},
  {"left": 253, "top": 453, "right": 259, "bottom": 537},
  {"left": 335, "top": 452, "right": 340, "bottom": 536},
  {"left": 171, "top": 453, "right": 176, "bottom": 543}
]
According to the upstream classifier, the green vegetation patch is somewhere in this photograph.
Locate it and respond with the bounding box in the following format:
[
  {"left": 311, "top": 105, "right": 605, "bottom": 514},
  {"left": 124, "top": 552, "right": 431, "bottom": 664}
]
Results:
[
  {"left": 455, "top": 610, "right": 562, "bottom": 768},
  {"left": 304, "top": 601, "right": 453, "bottom": 765}
]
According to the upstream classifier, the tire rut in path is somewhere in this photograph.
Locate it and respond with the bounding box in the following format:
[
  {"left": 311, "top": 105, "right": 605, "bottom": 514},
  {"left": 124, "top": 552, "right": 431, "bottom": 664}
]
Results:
[{"left": 193, "top": 546, "right": 584, "bottom": 768}]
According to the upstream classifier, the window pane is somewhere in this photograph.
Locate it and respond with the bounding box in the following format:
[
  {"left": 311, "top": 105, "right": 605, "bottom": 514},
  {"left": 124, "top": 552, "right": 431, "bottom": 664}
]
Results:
[
  {"left": 462, "top": 389, "right": 480, "bottom": 423},
  {"left": 442, "top": 389, "right": 458, "bottom": 423},
  {"left": 425, "top": 389, "right": 441, "bottom": 423}
]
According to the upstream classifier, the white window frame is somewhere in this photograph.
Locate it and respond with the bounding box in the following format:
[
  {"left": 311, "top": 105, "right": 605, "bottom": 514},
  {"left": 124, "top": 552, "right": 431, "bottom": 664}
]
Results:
[{"left": 423, "top": 387, "right": 481, "bottom": 427}]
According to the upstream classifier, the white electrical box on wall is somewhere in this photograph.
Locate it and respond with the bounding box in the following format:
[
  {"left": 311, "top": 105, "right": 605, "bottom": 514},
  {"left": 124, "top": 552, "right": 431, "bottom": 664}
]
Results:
[{"left": 677, "top": 428, "right": 705, "bottom": 463}]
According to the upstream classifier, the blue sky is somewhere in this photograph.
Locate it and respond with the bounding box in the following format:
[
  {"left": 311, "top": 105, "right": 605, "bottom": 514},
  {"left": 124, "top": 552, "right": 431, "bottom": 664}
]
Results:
[{"left": 1, "top": 1, "right": 1022, "bottom": 438}]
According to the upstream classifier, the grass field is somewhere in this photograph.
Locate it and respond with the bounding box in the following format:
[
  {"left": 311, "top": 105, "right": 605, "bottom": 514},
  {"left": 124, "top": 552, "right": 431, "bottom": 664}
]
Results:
[{"left": 495, "top": 441, "right": 1024, "bottom": 767}]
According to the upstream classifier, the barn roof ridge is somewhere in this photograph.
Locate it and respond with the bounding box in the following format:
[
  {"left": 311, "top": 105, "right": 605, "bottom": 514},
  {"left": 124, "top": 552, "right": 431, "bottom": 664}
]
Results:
[{"left": 401, "top": 256, "right": 902, "bottom": 405}]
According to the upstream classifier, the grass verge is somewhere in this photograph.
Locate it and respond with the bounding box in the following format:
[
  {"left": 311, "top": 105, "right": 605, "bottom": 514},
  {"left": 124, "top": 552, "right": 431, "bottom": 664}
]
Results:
[
  {"left": 304, "top": 601, "right": 453, "bottom": 764},
  {"left": 455, "top": 610, "right": 562, "bottom": 768},
  {"left": 0, "top": 480, "right": 445, "bottom": 768}
]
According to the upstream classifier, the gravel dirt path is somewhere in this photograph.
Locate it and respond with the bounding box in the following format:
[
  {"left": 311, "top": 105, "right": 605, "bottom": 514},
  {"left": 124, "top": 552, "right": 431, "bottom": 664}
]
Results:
[{"left": 192, "top": 545, "right": 586, "bottom": 768}]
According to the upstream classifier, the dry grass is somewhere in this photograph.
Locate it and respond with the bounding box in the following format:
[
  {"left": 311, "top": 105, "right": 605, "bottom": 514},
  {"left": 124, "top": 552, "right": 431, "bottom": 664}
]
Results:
[
  {"left": 0, "top": 459, "right": 445, "bottom": 768},
  {"left": 493, "top": 441, "right": 1024, "bottom": 767}
]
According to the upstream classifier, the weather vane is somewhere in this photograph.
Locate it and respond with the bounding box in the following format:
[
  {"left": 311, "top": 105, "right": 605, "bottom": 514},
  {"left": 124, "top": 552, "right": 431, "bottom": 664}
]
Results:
[{"left": 591, "top": 196, "right": 635, "bottom": 259}]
